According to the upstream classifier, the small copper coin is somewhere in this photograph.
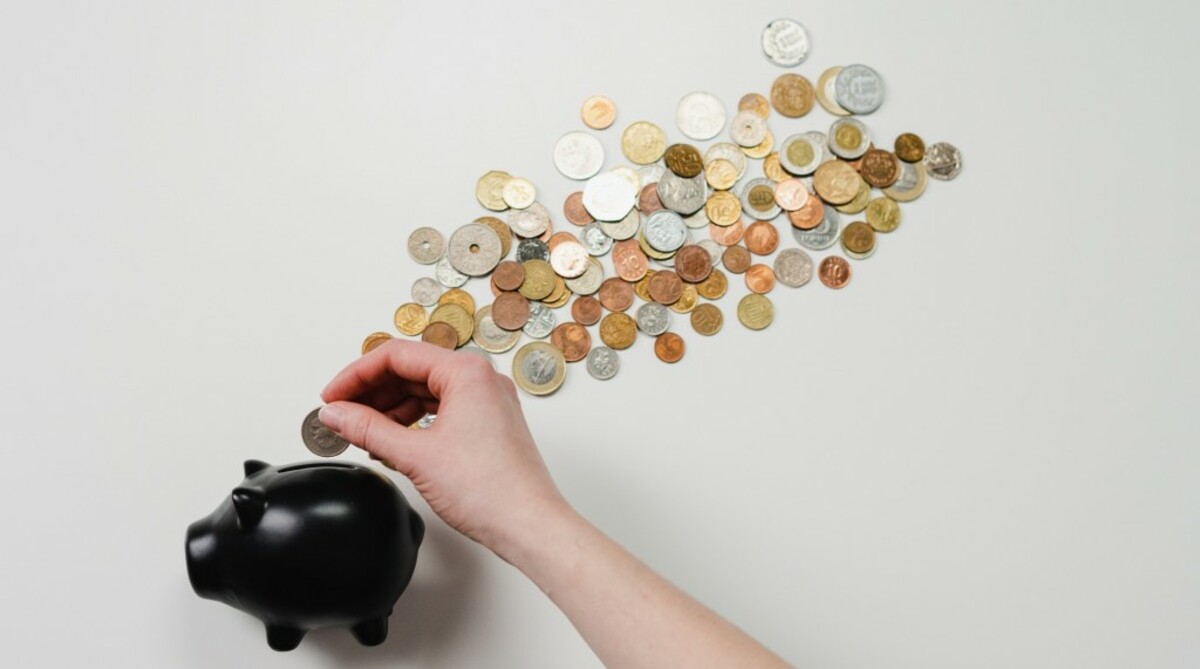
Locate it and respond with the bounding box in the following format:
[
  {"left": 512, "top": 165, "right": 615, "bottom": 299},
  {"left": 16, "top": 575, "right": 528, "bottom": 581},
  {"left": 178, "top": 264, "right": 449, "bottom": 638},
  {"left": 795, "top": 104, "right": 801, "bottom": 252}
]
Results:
[
  {"left": 598, "top": 277, "right": 635, "bottom": 312},
  {"left": 744, "top": 221, "right": 780, "bottom": 256},
  {"left": 818, "top": 256, "right": 852, "bottom": 289},
  {"left": 612, "top": 239, "right": 649, "bottom": 282},
  {"left": 563, "top": 192, "right": 593, "bottom": 226},
  {"left": 647, "top": 270, "right": 683, "bottom": 305},
  {"left": 769, "top": 73, "right": 815, "bottom": 118},
  {"left": 420, "top": 321, "right": 459, "bottom": 350},
  {"left": 708, "top": 218, "right": 746, "bottom": 246},
  {"left": 491, "top": 292, "right": 531, "bottom": 330},
  {"left": 787, "top": 197, "right": 825, "bottom": 230},
  {"left": 571, "top": 295, "right": 602, "bottom": 325},
  {"left": 860, "top": 149, "right": 901, "bottom": 189},
  {"left": 654, "top": 332, "right": 686, "bottom": 363},
  {"left": 745, "top": 264, "right": 776, "bottom": 294},
  {"left": 550, "top": 322, "right": 592, "bottom": 362},
  {"left": 581, "top": 95, "right": 617, "bottom": 130},
  {"left": 638, "top": 183, "right": 663, "bottom": 214},
  {"left": 894, "top": 133, "right": 926, "bottom": 163},
  {"left": 674, "top": 245, "right": 713, "bottom": 283},
  {"left": 722, "top": 245, "right": 752, "bottom": 274},
  {"left": 493, "top": 260, "right": 525, "bottom": 291},
  {"left": 663, "top": 143, "right": 704, "bottom": 178}
]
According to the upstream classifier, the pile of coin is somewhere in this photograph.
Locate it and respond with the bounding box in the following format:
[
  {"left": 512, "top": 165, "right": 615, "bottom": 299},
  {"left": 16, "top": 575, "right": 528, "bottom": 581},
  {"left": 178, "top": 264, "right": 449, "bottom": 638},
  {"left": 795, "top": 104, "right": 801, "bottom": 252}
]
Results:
[{"left": 354, "top": 18, "right": 962, "bottom": 401}]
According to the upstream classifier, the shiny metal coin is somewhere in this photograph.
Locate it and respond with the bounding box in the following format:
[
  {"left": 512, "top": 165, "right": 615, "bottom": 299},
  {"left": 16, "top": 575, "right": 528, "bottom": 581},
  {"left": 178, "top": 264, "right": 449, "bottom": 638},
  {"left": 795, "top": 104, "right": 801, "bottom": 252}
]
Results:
[
  {"left": 703, "top": 142, "right": 747, "bottom": 181},
  {"left": 697, "top": 239, "right": 724, "bottom": 266},
  {"left": 834, "top": 64, "right": 885, "bottom": 115},
  {"left": 828, "top": 117, "right": 871, "bottom": 160},
  {"left": 549, "top": 242, "right": 590, "bottom": 278},
  {"left": 761, "top": 18, "right": 810, "bottom": 67},
  {"left": 579, "top": 222, "right": 614, "bottom": 256},
  {"left": 924, "top": 142, "right": 963, "bottom": 181},
  {"left": 582, "top": 171, "right": 637, "bottom": 221},
  {"left": 407, "top": 227, "right": 445, "bottom": 265},
  {"left": 729, "top": 111, "right": 768, "bottom": 148},
  {"left": 773, "top": 248, "right": 814, "bottom": 287},
  {"left": 553, "top": 131, "right": 605, "bottom": 180},
  {"left": 740, "top": 177, "right": 781, "bottom": 221},
  {"left": 507, "top": 201, "right": 551, "bottom": 237},
  {"left": 473, "top": 305, "right": 521, "bottom": 353},
  {"left": 675, "top": 91, "right": 726, "bottom": 141},
  {"left": 883, "top": 161, "right": 928, "bottom": 202},
  {"left": 512, "top": 341, "right": 566, "bottom": 396},
  {"left": 792, "top": 206, "right": 840, "bottom": 251},
  {"left": 635, "top": 302, "right": 671, "bottom": 335},
  {"left": 643, "top": 210, "right": 688, "bottom": 253},
  {"left": 586, "top": 346, "right": 620, "bottom": 380},
  {"left": 778, "top": 133, "right": 824, "bottom": 176},
  {"left": 656, "top": 171, "right": 707, "bottom": 216},
  {"left": 447, "top": 223, "right": 503, "bottom": 276},
  {"left": 301, "top": 407, "right": 350, "bottom": 458},
  {"left": 516, "top": 238, "right": 550, "bottom": 263},
  {"left": 564, "top": 257, "right": 604, "bottom": 295},
  {"left": 522, "top": 301, "right": 557, "bottom": 339},
  {"left": 637, "top": 164, "right": 666, "bottom": 187},
  {"left": 435, "top": 256, "right": 469, "bottom": 288},
  {"left": 411, "top": 277, "right": 443, "bottom": 306}
]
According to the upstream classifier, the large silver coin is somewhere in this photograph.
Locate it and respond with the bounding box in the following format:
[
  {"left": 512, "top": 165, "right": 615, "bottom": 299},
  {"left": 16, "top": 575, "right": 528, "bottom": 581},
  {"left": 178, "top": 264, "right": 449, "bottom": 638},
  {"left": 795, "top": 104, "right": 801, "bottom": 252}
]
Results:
[
  {"left": 553, "top": 131, "right": 605, "bottom": 180},
  {"left": 508, "top": 201, "right": 551, "bottom": 237},
  {"left": 407, "top": 227, "right": 445, "bottom": 265},
  {"left": 793, "top": 206, "right": 840, "bottom": 251},
  {"left": 729, "top": 111, "right": 768, "bottom": 148},
  {"left": 643, "top": 210, "right": 687, "bottom": 253},
  {"left": 675, "top": 91, "right": 726, "bottom": 141},
  {"left": 773, "top": 248, "right": 814, "bottom": 287},
  {"left": 512, "top": 342, "right": 566, "bottom": 396},
  {"left": 924, "top": 142, "right": 963, "bottom": 181},
  {"left": 523, "top": 302, "right": 556, "bottom": 339},
  {"left": 586, "top": 346, "right": 620, "bottom": 381},
  {"left": 761, "top": 18, "right": 810, "bottom": 67},
  {"left": 411, "top": 277, "right": 443, "bottom": 306},
  {"left": 582, "top": 171, "right": 637, "bottom": 222},
  {"left": 635, "top": 302, "right": 671, "bottom": 336},
  {"left": 435, "top": 256, "right": 469, "bottom": 288},
  {"left": 301, "top": 407, "right": 350, "bottom": 458},
  {"left": 656, "top": 171, "right": 707, "bottom": 216},
  {"left": 448, "top": 223, "right": 503, "bottom": 276},
  {"left": 599, "top": 207, "right": 640, "bottom": 241},
  {"left": 834, "top": 64, "right": 885, "bottom": 115}
]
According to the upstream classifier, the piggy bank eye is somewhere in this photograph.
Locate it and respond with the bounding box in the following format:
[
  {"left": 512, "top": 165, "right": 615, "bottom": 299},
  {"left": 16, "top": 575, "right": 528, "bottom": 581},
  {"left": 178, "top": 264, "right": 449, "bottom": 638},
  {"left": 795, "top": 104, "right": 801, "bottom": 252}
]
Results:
[{"left": 231, "top": 486, "right": 267, "bottom": 529}]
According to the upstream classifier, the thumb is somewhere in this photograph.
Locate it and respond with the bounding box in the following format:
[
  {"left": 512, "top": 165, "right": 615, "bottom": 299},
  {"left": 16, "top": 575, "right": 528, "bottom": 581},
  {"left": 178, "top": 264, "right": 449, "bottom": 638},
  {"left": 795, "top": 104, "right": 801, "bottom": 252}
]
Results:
[{"left": 318, "top": 402, "right": 423, "bottom": 475}]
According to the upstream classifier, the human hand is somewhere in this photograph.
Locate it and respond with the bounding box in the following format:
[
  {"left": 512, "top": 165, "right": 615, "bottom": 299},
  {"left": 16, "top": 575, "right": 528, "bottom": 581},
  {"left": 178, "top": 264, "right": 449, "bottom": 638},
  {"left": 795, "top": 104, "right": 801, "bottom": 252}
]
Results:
[{"left": 317, "top": 339, "right": 568, "bottom": 553}]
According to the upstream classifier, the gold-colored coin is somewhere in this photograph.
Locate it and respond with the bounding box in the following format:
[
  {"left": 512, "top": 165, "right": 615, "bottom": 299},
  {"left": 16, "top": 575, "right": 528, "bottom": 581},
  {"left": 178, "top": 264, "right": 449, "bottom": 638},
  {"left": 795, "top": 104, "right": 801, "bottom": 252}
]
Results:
[
  {"left": 841, "top": 221, "right": 876, "bottom": 256},
  {"left": 543, "top": 284, "right": 571, "bottom": 308},
  {"left": 785, "top": 137, "right": 816, "bottom": 172},
  {"left": 475, "top": 170, "right": 511, "bottom": 212},
  {"left": 816, "top": 67, "right": 851, "bottom": 117},
  {"left": 638, "top": 231, "right": 675, "bottom": 260},
  {"left": 894, "top": 132, "right": 926, "bottom": 162},
  {"left": 437, "top": 287, "right": 475, "bottom": 316},
  {"left": 543, "top": 275, "right": 568, "bottom": 303},
  {"left": 813, "top": 161, "right": 861, "bottom": 205},
  {"left": 621, "top": 121, "right": 667, "bottom": 165},
  {"left": 581, "top": 95, "right": 617, "bottom": 130},
  {"left": 737, "top": 293, "right": 774, "bottom": 331},
  {"left": 669, "top": 283, "right": 698, "bottom": 314},
  {"left": 763, "top": 153, "right": 788, "bottom": 182},
  {"left": 741, "top": 130, "right": 774, "bottom": 159},
  {"left": 690, "top": 303, "right": 723, "bottom": 336},
  {"left": 518, "top": 259, "right": 555, "bottom": 300},
  {"left": 393, "top": 303, "right": 428, "bottom": 336},
  {"left": 769, "top": 73, "right": 815, "bottom": 118},
  {"left": 429, "top": 303, "right": 474, "bottom": 347},
  {"left": 634, "top": 270, "right": 656, "bottom": 302},
  {"left": 865, "top": 197, "right": 902, "bottom": 233},
  {"left": 599, "top": 312, "right": 638, "bottom": 350},
  {"left": 705, "top": 159, "right": 739, "bottom": 190},
  {"left": 834, "top": 176, "right": 871, "bottom": 214},
  {"left": 511, "top": 341, "right": 566, "bottom": 396},
  {"left": 664, "top": 143, "right": 704, "bottom": 178},
  {"left": 474, "top": 215, "right": 512, "bottom": 258},
  {"left": 705, "top": 191, "right": 742, "bottom": 226},
  {"left": 738, "top": 92, "right": 770, "bottom": 119},
  {"left": 361, "top": 331, "right": 392, "bottom": 355},
  {"left": 697, "top": 268, "right": 728, "bottom": 300},
  {"left": 833, "top": 123, "right": 864, "bottom": 156}
]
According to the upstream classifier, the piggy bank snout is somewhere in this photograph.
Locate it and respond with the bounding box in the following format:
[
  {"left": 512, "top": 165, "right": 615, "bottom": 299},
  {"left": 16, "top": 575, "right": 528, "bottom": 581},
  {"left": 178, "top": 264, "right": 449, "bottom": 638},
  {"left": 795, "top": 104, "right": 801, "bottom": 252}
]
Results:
[{"left": 185, "top": 519, "right": 221, "bottom": 600}]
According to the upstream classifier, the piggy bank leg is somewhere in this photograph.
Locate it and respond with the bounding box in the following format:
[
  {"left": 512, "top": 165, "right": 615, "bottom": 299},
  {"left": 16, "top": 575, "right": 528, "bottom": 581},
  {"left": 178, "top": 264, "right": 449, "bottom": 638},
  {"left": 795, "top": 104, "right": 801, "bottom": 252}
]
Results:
[
  {"left": 265, "top": 623, "right": 307, "bottom": 651},
  {"left": 350, "top": 614, "right": 389, "bottom": 646}
]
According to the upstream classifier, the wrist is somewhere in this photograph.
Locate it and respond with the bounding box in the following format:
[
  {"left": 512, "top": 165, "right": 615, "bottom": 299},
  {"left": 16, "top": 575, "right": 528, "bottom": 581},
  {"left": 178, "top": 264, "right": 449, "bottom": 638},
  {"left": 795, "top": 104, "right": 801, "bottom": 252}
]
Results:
[{"left": 483, "top": 495, "right": 591, "bottom": 571}]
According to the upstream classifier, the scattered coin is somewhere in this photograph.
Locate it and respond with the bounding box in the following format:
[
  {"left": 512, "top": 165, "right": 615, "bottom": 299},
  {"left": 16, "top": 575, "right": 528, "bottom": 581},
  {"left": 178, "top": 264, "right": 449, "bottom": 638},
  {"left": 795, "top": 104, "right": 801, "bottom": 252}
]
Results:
[
  {"left": 407, "top": 227, "right": 445, "bottom": 264},
  {"left": 492, "top": 292, "right": 531, "bottom": 330},
  {"left": 501, "top": 177, "right": 537, "bottom": 209},
  {"left": 599, "top": 312, "right": 638, "bottom": 349},
  {"left": 473, "top": 305, "right": 522, "bottom": 353},
  {"left": 773, "top": 248, "right": 814, "bottom": 287},
  {"left": 582, "top": 171, "right": 637, "bottom": 221},
  {"left": 302, "top": 407, "right": 351, "bottom": 457},
  {"left": 475, "top": 171, "right": 511, "bottom": 211},
  {"left": 654, "top": 332, "right": 686, "bottom": 363},
  {"left": 738, "top": 92, "right": 771, "bottom": 119},
  {"left": 690, "top": 303, "right": 724, "bottom": 336},
  {"left": 550, "top": 322, "right": 592, "bottom": 362},
  {"left": 636, "top": 302, "right": 671, "bottom": 336},
  {"left": 361, "top": 331, "right": 392, "bottom": 355},
  {"left": 834, "top": 64, "right": 885, "bottom": 115},
  {"left": 860, "top": 149, "right": 901, "bottom": 189},
  {"left": 841, "top": 221, "right": 877, "bottom": 259},
  {"left": 818, "top": 255, "right": 853, "bottom": 289},
  {"left": 676, "top": 91, "right": 727, "bottom": 140},
  {"left": 770, "top": 73, "right": 815, "bottom": 117},
  {"left": 420, "top": 321, "right": 459, "bottom": 350},
  {"left": 761, "top": 18, "right": 810, "bottom": 67},
  {"left": 924, "top": 141, "right": 963, "bottom": 181},
  {"left": 865, "top": 197, "right": 901, "bottom": 233},
  {"left": 883, "top": 161, "right": 929, "bottom": 202},
  {"left": 571, "top": 295, "right": 602, "bottom": 325},
  {"left": 816, "top": 66, "right": 851, "bottom": 116},
  {"left": 411, "top": 277, "right": 443, "bottom": 306},
  {"left": 586, "top": 346, "right": 620, "bottom": 380},
  {"left": 621, "top": 121, "right": 668, "bottom": 164},
  {"left": 722, "top": 245, "right": 752, "bottom": 274},
  {"left": 523, "top": 301, "right": 557, "bottom": 339},
  {"left": 745, "top": 264, "right": 776, "bottom": 293},
  {"left": 737, "top": 294, "right": 774, "bottom": 330},
  {"left": 895, "top": 133, "right": 926, "bottom": 163},
  {"left": 512, "top": 341, "right": 566, "bottom": 396},
  {"left": 697, "top": 268, "right": 728, "bottom": 299},
  {"left": 393, "top": 303, "right": 428, "bottom": 336},
  {"left": 553, "top": 131, "right": 605, "bottom": 180},
  {"left": 448, "top": 223, "right": 503, "bottom": 276},
  {"left": 581, "top": 95, "right": 617, "bottom": 130}
]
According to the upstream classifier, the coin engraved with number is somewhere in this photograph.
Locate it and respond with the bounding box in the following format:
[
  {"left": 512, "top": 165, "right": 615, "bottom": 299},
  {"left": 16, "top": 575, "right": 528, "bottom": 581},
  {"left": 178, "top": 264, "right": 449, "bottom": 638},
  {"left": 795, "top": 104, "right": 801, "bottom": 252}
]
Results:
[
  {"left": 834, "top": 64, "right": 885, "bottom": 115},
  {"left": 302, "top": 408, "right": 350, "bottom": 457},
  {"left": 793, "top": 205, "right": 841, "bottom": 250},
  {"left": 761, "top": 18, "right": 810, "bottom": 67}
]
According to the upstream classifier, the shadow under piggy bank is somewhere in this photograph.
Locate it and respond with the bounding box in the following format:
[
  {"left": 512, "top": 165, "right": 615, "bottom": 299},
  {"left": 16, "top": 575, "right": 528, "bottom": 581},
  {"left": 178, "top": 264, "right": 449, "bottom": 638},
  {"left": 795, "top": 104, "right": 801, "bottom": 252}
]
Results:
[{"left": 186, "top": 459, "right": 424, "bottom": 651}]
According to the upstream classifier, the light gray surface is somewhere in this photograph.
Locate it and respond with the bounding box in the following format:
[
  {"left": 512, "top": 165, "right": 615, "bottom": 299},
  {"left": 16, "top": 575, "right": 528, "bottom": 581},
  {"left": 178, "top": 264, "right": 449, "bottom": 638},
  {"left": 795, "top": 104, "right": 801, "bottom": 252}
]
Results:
[{"left": 1, "top": 1, "right": 1197, "bottom": 667}]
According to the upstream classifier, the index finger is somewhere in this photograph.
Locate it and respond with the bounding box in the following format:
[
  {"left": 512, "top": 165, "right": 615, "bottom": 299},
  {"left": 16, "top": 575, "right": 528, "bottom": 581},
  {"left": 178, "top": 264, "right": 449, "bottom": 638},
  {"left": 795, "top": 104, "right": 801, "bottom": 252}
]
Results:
[{"left": 321, "top": 338, "right": 458, "bottom": 403}]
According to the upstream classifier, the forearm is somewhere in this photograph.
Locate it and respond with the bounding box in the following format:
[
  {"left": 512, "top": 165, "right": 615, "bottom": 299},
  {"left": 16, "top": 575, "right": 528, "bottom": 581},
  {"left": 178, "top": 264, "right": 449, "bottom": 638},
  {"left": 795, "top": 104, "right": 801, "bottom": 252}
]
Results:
[{"left": 490, "top": 501, "right": 792, "bottom": 669}]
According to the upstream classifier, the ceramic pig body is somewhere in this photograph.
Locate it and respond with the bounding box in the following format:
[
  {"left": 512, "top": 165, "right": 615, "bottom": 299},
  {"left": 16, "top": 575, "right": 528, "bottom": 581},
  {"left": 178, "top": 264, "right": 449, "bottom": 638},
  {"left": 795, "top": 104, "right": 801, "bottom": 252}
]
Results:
[{"left": 186, "top": 459, "right": 424, "bottom": 651}]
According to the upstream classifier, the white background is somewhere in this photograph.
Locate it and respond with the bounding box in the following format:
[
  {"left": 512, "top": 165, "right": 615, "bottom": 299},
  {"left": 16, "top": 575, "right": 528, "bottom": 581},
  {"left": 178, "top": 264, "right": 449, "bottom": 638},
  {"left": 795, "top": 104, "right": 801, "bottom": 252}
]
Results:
[{"left": 1, "top": 1, "right": 1197, "bottom": 667}]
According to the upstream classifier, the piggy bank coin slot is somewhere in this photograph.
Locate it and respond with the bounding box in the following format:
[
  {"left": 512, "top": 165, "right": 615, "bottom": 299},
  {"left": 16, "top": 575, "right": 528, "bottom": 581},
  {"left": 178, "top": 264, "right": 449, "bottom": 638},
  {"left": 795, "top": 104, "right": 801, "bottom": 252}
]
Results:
[{"left": 278, "top": 462, "right": 357, "bottom": 473}]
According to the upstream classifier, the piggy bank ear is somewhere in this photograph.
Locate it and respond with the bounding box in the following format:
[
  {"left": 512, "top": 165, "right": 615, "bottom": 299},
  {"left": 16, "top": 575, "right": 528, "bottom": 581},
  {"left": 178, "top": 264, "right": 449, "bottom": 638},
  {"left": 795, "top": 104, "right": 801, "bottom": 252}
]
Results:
[
  {"left": 231, "top": 486, "right": 267, "bottom": 529},
  {"left": 243, "top": 459, "right": 270, "bottom": 477}
]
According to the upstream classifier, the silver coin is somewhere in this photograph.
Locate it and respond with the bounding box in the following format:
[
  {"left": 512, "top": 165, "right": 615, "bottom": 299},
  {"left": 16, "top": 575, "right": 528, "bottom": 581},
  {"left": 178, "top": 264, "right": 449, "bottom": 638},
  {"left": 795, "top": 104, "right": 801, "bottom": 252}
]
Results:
[
  {"left": 644, "top": 210, "right": 687, "bottom": 253},
  {"left": 516, "top": 238, "right": 550, "bottom": 263},
  {"left": 656, "top": 171, "right": 707, "bottom": 216},
  {"left": 600, "top": 207, "right": 640, "bottom": 241},
  {"left": 520, "top": 346, "right": 560, "bottom": 385},
  {"left": 635, "top": 302, "right": 671, "bottom": 336},
  {"left": 472, "top": 305, "right": 521, "bottom": 353},
  {"left": 412, "top": 413, "right": 437, "bottom": 430},
  {"left": 407, "top": 227, "right": 445, "bottom": 265},
  {"left": 703, "top": 142, "right": 748, "bottom": 180},
  {"left": 761, "top": 18, "right": 810, "bottom": 67},
  {"left": 447, "top": 223, "right": 503, "bottom": 277},
  {"left": 675, "top": 91, "right": 726, "bottom": 141},
  {"left": 729, "top": 111, "right": 768, "bottom": 148},
  {"left": 586, "top": 346, "right": 620, "bottom": 380},
  {"left": 637, "top": 164, "right": 665, "bottom": 187},
  {"left": 549, "top": 241, "right": 590, "bottom": 278},
  {"left": 834, "top": 64, "right": 885, "bottom": 115},
  {"left": 579, "top": 221, "right": 613, "bottom": 256},
  {"left": 507, "top": 201, "right": 551, "bottom": 238},
  {"left": 435, "top": 256, "right": 469, "bottom": 288},
  {"left": 792, "top": 206, "right": 840, "bottom": 251},
  {"left": 828, "top": 117, "right": 871, "bottom": 160},
  {"left": 682, "top": 209, "right": 710, "bottom": 230},
  {"left": 924, "top": 142, "right": 963, "bottom": 181},
  {"left": 883, "top": 161, "right": 928, "bottom": 202},
  {"left": 612, "top": 166, "right": 641, "bottom": 194},
  {"left": 741, "top": 177, "right": 781, "bottom": 221},
  {"left": 553, "top": 131, "right": 605, "bottom": 180},
  {"left": 301, "top": 407, "right": 350, "bottom": 458},
  {"left": 778, "top": 133, "right": 824, "bottom": 176},
  {"left": 582, "top": 171, "right": 637, "bottom": 222},
  {"left": 411, "top": 277, "right": 443, "bottom": 306},
  {"left": 564, "top": 257, "right": 604, "bottom": 295},
  {"left": 523, "top": 302, "right": 556, "bottom": 339},
  {"left": 773, "top": 248, "right": 814, "bottom": 287},
  {"left": 697, "top": 239, "right": 724, "bottom": 266}
]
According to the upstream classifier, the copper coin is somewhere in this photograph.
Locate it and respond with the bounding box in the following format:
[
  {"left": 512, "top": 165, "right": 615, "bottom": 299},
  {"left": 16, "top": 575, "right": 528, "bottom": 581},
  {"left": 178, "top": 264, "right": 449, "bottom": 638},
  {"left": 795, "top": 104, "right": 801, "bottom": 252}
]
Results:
[
  {"left": 860, "top": 149, "right": 901, "bottom": 188},
  {"left": 638, "top": 183, "right": 664, "bottom": 214},
  {"left": 744, "top": 264, "right": 775, "bottom": 294},
  {"left": 550, "top": 322, "right": 592, "bottom": 362},
  {"left": 420, "top": 321, "right": 458, "bottom": 350},
  {"left": 563, "top": 192, "right": 593, "bottom": 226},
  {"left": 744, "top": 221, "right": 780, "bottom": 256},
  {"left": 818, "top": 256, "right": 852, "bottom": 289},
  {"left": 571, "top": 295, "right": 602, "bottom": 325},
  {"left": 491, "top": 292, "right": 531, "bottom": 330},
  {"left": 489, "top": 277, "right": 502, "bottom": 297},
  {"left": 894, "top": 133, "right": 926, "bottom": 163},
  {"left": 598, "top": 277, "right": 635, "bottom": 312},
  {"left": 708, "top": 218, "right": 745, "bottom": 246},
  {"left": 674, "top": 245, "right": 713, "bottom": 283},
  {"left": 653, "top": 332, "right": 686, "bottom": 363},
  {"left": 845, "top": 145, "right": 874, "bottom": 173},
  {"left": 769, "top": 73, "right": 815, "bottom": 118},
  {"left": 663, "top": 143, "right": 703, "bottom": 178},
  {"left": 842, "top": 222, "right": 876, "bottom": 255},
  {"left": 612, "top": 239, "right": 649, "bottom": 282},
  {"left": 787, "top": 197, "right": 825, "bottom": 230},
  {"left": 647, "top": 270, "right": 683, "bottom": 305},
  {"left": 547, "top": 231, "right": 578, "bottom": 252},
  {"left": 722, "top": 245, "right": 751, "bottom": 274},
  {"left": 493, "top": 260, "right": 525, "bottom": 291}
]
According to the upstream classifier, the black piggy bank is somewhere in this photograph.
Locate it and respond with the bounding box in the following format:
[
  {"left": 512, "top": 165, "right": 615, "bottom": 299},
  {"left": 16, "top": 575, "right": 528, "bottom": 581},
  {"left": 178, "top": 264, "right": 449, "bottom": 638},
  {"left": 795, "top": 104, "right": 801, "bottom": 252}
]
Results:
[{"left": 186, "top": 459, "right": 424, "bottom": 651}]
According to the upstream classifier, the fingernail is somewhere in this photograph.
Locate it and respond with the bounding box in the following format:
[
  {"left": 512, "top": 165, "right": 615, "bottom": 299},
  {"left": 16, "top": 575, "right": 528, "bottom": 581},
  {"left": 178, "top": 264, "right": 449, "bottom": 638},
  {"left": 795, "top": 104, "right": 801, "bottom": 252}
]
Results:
[{"left": 318, "top": 404, "right": 344, "bottom": 431}]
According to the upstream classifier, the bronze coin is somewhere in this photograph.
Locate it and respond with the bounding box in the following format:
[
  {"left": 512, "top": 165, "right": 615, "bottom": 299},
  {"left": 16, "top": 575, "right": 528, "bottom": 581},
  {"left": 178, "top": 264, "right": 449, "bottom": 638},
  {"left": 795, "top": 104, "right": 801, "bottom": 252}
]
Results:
[
  {"left": 563, "top": 191, "right": 593, "bottom": 226},
  {"left": 571, "top": 295, "right": 602, "bottom": 325},
  {"left": 598, "top": 277, "right": 635, "bottom": 312},
  {"left": 722, "top": 245, "right": 751, "bottom": 274},
  {"left": 818, "top": 256, "right": 852, "bottom": 289},
  {"left": 420, "top": 321, "right": 458, "bottom": 350},
  {"left": 743, "top": 221, "right": 780, "bottom": 256},
  {"left": 474, "top": 216, "right": 512, "bottom": 259},
  {"left": 599, "top": 312, "right": 638, "bottom": 350},
  {"left": 653, "top": 332, "right": 685, "bottom": 363},
  {"left": 842, "top": 221, "right": 876, "bottom": 255},
  {"left": 550, "top": 322, "right": 592, "bottom": 362},
  {"left": 547, "top": 231, "right": 578, "bottom": 252},
  {"left": 663, "top": 143, "right": 703, "bottom": 178},
  {"left": 612, "top": 239, "right": 649, "bottom": 282},
  {"left": 689, "top": 303, "right": 723, "bottom": 336},
  {"left": 489, "top": 276, "right": 502, "bottom": 297},
  {"left": 491, "top": 292, "right": 531, "bottom": 330},
  {"left": 638, "top": 183, "right": 663, "bottom": 214},
  {"left": 894, "top": 133, "right": 926, "bottom": 163},
  {"left": 769, "top": 73, "right": 815, "bottom": 118},
  {"left": 674, "top": 245, "right": 713, "bottom": 283},
  {"left": 787, "top": 197, "right": 825, "bottom": 230},
  {"left": 744, "top": 264, "right": 775, "bottom": 294},
  {"left": 696, "top": 268, "right": 728, "bottom": 300},
  {"left": 859, "top": 149, "right": 901, "bottom": 188},
  {"left": 647, "top": 270, "right": 683, "bottom": 305},
  {"left": 493, "top": 260, "right": 525, "bottom": 292},
  {"left": 708, "top": 218, "right": 745, "bottom": 246}
]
